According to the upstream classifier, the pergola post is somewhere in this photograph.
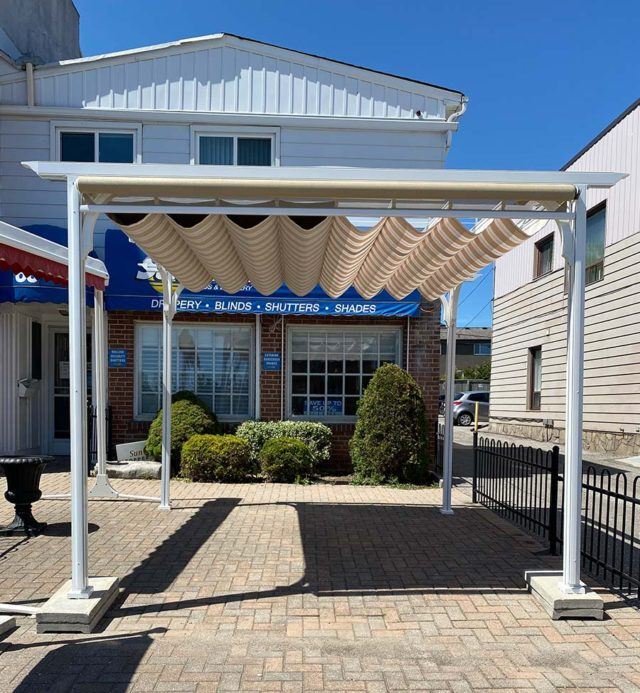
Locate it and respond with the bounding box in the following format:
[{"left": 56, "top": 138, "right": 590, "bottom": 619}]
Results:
[
  {"left": 159, "top": 267, "right": 182, "bottom": 511},
  {"left": 89, "top": 288, "right": 118, "bottom": 499},
  {"left": 440, "top": 284, "right": 460, "bottom": 516},
  {"left": 560, "top": 187, "right": 588, "bottom": 593},
  {"left": 66, "top": 178, "right": 92, "bottom": 599}
]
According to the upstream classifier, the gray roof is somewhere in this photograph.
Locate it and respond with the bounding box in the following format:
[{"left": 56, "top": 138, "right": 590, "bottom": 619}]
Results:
[{"left": 440, "top": 326, "right": 492, "bottom": 341}]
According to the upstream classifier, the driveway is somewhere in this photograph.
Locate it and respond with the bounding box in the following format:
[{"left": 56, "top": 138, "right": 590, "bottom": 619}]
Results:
[{"left": 0, "top": 472, "right": 639, "bottom": 691}]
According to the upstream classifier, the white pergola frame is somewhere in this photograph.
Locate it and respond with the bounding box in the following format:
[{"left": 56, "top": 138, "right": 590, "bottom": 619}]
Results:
[{"left": 22, "top": 161, "right": 624, "bottom": 606}]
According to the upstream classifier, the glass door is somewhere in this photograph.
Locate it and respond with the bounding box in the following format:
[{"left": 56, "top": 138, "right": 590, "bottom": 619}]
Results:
[{"left": 49, "top": 328, "right": 92, "bottom": 455}]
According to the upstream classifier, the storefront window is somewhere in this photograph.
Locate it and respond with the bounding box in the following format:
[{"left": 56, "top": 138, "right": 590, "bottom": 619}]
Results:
[
  {"left": 288, "top": 327, "right": 401, "bottom": 419},
  {"left": 136, "top": 324, "right": 252, "bottom": 420}
]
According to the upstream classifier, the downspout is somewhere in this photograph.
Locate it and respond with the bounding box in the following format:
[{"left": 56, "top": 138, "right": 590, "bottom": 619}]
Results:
[
  {"left": 445, "top": 95, "right": 468, "bottom": 151},
  {"left": 25, "top": 62, "right": 35, "bottom": 107}
]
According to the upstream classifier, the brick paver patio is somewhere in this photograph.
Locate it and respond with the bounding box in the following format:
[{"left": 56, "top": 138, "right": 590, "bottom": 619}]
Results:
[{"left": 1, "top": 471, "right": 640, "bottom": 691}]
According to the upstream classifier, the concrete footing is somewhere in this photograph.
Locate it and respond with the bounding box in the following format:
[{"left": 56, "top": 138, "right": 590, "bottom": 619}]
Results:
[
  {"left": 36, "top": 577, "right": 120, "bottom": 633},
  {"left": 525, "top": 570, "right": 604, "bottom": 620},
  {"left": 0, "top": 615, "right": 16, "bottom": 638}
]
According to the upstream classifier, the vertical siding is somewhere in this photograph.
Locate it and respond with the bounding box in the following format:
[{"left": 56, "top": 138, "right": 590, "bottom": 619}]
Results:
[
  {"left": 0, "top": 41, "right": 459, "bottom": 120},
  {"left": 0, "top": 310, "right": 18, "bottom": 454}
]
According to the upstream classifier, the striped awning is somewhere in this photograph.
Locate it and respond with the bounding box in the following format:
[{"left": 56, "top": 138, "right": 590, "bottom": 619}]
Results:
[{"left": 107, "top": 212, "right": 529, "bottom": 301}]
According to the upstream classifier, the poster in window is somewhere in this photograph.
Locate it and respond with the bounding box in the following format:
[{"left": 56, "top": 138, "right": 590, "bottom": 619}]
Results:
[
  {"left": 307, "top": 398, "right": 325, "bottom": 416},
  {"left": 327, "top": 398, "right": 343, "bottom": 416}
]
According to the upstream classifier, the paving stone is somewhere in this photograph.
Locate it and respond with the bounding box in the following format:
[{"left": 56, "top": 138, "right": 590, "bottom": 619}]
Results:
[{"left": 0, "top": 473, "right": 638, "bottom": 690}]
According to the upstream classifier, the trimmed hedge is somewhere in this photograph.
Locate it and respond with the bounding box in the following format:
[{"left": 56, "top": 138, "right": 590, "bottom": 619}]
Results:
[
  {"left": 236, "top": 420, "right": 331, "bottom": 470},
  {"left": 145, "top": 399, "right": 218, "bottom": 469},
  {"left": 172, "top": 390, "right": 215, "bottom": 417},
  {"left": 349, "top": 363, "right": 429, "bottom": 484},
  {"left": 259, "top": 437, "right": 314, "bottom": 483},
  {"left": 181, "top": 434, "right": 252, "bottom": 482}
]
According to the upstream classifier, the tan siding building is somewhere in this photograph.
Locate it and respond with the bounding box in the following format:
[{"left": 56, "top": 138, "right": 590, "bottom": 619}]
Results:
[{"left": 491, "top": 99, "right": 640, "bottom": 455}]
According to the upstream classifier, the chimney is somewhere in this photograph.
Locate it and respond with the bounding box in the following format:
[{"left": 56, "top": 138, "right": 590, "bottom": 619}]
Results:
[{"left": 0, "top": 0, "right": 81, "bottom": 65}]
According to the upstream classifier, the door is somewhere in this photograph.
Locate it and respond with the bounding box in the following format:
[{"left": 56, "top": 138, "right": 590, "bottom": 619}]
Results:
[{"left": 49, "top": 328, "right": 92, "bottom": 455}]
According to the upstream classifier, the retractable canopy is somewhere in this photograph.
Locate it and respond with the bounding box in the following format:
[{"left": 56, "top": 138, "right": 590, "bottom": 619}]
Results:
[
  {"left": 23, "top": 162, "right": 624, "bottom": 301},
  {"left": 0, "top": 219, "right": 108, "bottom": 290}
]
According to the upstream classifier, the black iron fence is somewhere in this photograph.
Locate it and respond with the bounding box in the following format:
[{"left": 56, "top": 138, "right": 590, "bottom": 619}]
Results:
[
  {"left": 472, "top": 432, "right": 640, "bottom": 600},
  {"left": 435, "top": 422, "right": 444, "bottom": 474}
]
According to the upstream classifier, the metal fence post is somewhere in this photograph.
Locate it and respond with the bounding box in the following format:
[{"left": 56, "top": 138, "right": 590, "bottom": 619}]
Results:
[
  {"left": 548, "top": 445, "right": 560, "bottom": 555},
  {"left": 472, "top": 430, "right": 478, "bottom": 503}
]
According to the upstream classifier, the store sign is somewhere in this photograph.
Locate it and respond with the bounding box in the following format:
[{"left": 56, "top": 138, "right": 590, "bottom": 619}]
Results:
[
  {"left": 108, "top": 349, "right": 127, "bottom": 368},
  {"left": 103, "top": 229, "right": 421, "bottom": 317},
  {"left": 263, "top": 352, "right": 281, "bottom": 371},
  {"left": 116, "top": 440, "right": 148, "bottom": 462}
]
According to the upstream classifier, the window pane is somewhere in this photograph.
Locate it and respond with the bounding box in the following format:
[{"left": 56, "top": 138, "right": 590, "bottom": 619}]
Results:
[
  {"left": 586, "top": 208, "right": 606, "bottom": 284},
  {"left": 200, "top": 136, "right": 234, "bottom": 165},
  {"left": 237, "top": 138, "right": 272, "bottom": 166},
  {"left": 535, "top": 236, "right": 553, "bottom": 277},
  {"left": 61, "top": 132, "right": 94, "bottom": 162},
  {"left": 98, "top": 133, "right": 134, "bottom": 163}
]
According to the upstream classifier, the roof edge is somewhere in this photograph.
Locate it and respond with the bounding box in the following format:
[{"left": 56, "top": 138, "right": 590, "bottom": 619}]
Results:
[
  {"left": 562, "top": 97, "right": 640, "bottom": 170},
  {"left": 35, "top": 31, "right": 465, "bottom": 98}
]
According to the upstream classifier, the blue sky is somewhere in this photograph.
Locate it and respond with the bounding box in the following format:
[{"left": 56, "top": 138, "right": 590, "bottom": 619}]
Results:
[{"left": 74, "top": 0, "right": 638, "bottom": 326}]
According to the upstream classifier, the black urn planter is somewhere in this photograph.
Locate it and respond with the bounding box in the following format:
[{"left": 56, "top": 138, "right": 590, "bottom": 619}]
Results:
[{"left": 0, "top": 456, "right": 52, "bottom": 537}]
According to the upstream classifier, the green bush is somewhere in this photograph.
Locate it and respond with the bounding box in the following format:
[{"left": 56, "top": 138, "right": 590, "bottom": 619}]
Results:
[
  {"left": 259, "top": 437, "right": 314, "bottom": 483},
  {"left": 181, "top": 434, "right": 252, "bottom": 482},
  {"left": 172, "top": 390, "right": 215, "bottom": 416},
  {"left": 145, "top": 399, "right": 218, "bottom": 470},
  {"left": 236, "top": 420, "right": 331, "bottom": 470},
  {"left": 349, "top": 363, "right": 429, "bottom": 484}
]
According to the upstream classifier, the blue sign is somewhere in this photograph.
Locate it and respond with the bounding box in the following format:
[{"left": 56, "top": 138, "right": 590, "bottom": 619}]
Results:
[
  {"left": 108, "top": 349, "right": 127, "bottom": 368},
  {"left": 263, "top": 352, "right": 281, "bottom": 372},
  {"left": 103, "top": 228, "right": 421, "bottom": 317}
]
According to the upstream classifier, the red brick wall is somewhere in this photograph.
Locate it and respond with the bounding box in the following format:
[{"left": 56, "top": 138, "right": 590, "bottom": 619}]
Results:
[{"left": 107, "top": 303, "right": 440, "bottom": 472}]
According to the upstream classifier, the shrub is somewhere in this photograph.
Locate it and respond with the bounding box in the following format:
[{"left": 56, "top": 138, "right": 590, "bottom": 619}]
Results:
[
  {"left": 172, "top": 390, "right": 215, "bottom": 417},
  {"left": 181, "top": 434, "right": 252, "bottom": 482},
  {"left": 145, "top": 399, "right": 218, "bottom": 470},
  {"left": 236, "top": 420, "right": 331, "bottom": 470},
  {"left": 349, "top": 363, "right": 429, "bottom": 484},
  {"left": 259, "top": 437, "right": 314, "bottom": 483}
]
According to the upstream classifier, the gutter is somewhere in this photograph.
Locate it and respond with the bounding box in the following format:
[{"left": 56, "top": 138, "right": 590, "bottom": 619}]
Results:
[{"left": 445, "top": 95, "right": 469, "bottom": 151}]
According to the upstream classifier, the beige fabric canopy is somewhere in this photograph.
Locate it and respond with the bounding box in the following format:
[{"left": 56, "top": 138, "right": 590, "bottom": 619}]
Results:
[{"left": 108, "top": 212, "right": 529, "bottom": 300}]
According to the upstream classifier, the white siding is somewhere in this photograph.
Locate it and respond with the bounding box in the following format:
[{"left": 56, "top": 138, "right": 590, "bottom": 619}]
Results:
[
  {"left": 0, "top": 37, "right": 460, "bottom": 120},
  {"left": 495, "top": 103, "right": 640, "bottom": 299},
  {"left": 491, "top": 231, "right": 640, "bottom": 433}
]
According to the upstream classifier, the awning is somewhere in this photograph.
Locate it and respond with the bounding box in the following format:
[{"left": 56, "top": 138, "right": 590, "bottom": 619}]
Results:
[{"left": 0, "top": 220, "right": 108, "bottom": 291}]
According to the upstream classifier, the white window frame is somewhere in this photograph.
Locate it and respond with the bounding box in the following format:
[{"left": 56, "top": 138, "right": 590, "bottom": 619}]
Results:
[
  {"left": 286, "top": 324, "right": 403, "bottom": 423},
  {"left": 189, "top": 125, "right": 280, "bottom": 166},
  {"left": 51, "top": 120, "right": 142, "bottom": 163},
  {"left": 473, "top": 342, "right": 491, "bottom": 356},
  {"left": 133, "top": 321, "right": 255, "bottom": 422}
]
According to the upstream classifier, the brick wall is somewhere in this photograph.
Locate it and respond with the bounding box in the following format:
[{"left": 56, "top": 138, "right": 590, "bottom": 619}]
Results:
[{"left": 107, "top": 303, "right": 440, "bottom": 472}]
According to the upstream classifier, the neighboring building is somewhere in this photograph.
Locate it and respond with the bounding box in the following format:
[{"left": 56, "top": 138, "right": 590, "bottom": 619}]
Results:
[
  {"left": 491, "top": 98, "right": 640, "bottom": 455},
  {"left": 0, "top": 2, "right": 466, "bottom": 468},
  {"left": 440, "top": 326, "right": 492, "bottom": 377}
]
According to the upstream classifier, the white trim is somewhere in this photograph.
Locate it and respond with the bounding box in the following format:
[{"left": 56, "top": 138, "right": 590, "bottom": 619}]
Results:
[
  {"left": 50, "top": 120, "right": 142, "bottom": 164},
  {"left": 3, "top": 105, "right": 458, "bottom": 132},
  {"left": 23, "top": 160, "right": 625, "bottom": 188},
  {"left": 189, "top": 125, "right": 280, "bottom": 166},
  {"left": 133, "top": 320, "right": 255, "bottom": 423},
  {"left": 286, "top": 324, "right": 403, "bottom": 424}
]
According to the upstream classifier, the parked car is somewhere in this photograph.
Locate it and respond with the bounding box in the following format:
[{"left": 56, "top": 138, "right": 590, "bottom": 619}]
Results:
[
  {"left": 438, "top": 392, "right": 464, "bottom": 415},
  {"left": 452, "top": 391, "right": 490, "bottom": 426}
]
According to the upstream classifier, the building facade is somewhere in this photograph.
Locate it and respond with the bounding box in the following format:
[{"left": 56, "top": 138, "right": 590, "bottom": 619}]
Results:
[
  {"left": 440, "top": 326, "right": 492, "bottom": 377},
  {"left": 0, "top": 4, "right": 465, "bottom": 469},
  {"left": 491, "top": 99, "right": 640, "bottom": 455}
]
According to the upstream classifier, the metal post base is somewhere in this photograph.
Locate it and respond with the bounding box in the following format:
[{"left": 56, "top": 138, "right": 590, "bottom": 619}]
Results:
[
  {"left": 439, "top": 508, "right": 454, "bottom": 516},
  {"left": 88, "top": 474, "right": 120, "bottom": 499}
]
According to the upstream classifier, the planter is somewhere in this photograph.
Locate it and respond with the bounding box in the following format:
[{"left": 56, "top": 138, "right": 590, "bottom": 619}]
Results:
[{"left": 0, "top": 456, "right": 52, "bottom": 536}]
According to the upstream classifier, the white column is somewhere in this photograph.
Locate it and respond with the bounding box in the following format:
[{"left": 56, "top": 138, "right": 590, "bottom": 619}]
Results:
[
  {"left": 67, "top": 178, "right": 92, "bottom": 599},
  {"left": 441, "top": 284, "right": 460, "bottom": 516},
  {"left": 560, "top": 188, "right": 587, "bottom": 593},
  {"left": 89, "top": 288, "right": 118, "bottom": 498},
  {"left": 255, "top": 313, "right": 261, "bottom": 419},
  {"left": 159, "top": 267, "right": 178, "bottom": 511}
]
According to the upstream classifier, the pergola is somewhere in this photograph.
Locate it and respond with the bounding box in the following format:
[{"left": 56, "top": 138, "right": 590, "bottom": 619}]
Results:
[{"left": 22, "top": 161, "right": 624, "bottom": 625}]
